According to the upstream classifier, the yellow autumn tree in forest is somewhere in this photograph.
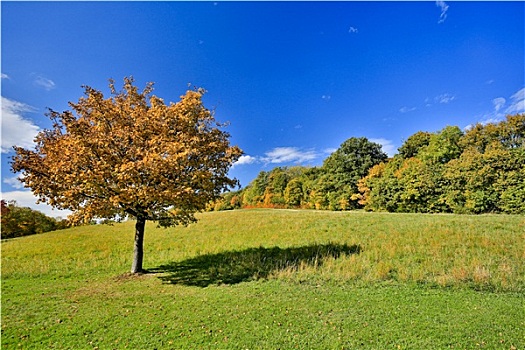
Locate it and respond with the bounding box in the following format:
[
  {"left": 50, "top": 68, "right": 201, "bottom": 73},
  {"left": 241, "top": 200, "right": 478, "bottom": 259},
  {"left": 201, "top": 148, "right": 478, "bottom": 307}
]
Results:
[{"left": 11, "top": 77, "right": 242, "bottom": 273}]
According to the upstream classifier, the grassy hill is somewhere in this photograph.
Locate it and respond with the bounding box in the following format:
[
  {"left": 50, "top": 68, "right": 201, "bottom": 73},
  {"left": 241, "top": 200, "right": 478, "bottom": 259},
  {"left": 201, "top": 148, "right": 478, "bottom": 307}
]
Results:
[{"left": 2, "top": 209, "right": 524, "bottom": 349}]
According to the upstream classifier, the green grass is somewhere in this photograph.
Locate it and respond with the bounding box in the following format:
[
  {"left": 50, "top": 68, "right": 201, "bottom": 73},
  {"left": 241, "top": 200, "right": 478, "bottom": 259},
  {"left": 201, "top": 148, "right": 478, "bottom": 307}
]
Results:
[{"left": 2, "top": 209, "right": 524, "bottom": 349}]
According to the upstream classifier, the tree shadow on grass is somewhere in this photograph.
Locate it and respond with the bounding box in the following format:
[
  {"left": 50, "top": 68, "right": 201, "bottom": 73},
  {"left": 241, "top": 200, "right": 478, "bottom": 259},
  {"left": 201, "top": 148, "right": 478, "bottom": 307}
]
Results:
[{"left": 149, "top": 243, "right": 361, "bottom": 287}]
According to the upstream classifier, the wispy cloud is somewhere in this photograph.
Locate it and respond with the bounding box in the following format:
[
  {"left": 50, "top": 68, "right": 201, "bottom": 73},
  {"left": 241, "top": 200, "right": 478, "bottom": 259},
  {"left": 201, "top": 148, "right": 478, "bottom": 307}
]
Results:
[
  {"left": 262, "top": 147, "right": 318, "bottom": 164},
  {"left": 1, "top": 190, "right": 72, "bottom": 218},
  {"left": 1, "top": 73, "right": 10, "bottom": 80},
  {"left": 424, "top": 94, "right": 456, "bottom": 107},
  {"left": 348, "top": 26, "right": 358, "bottom": 34},
  {"left": 1, "top": 97, "right": 40, "bottom": 153},
  {"left": 323, "top": 148, "right": 337, "bottom": 155},
  {"left": 3, "top": 176, "right": 25, "bottom": 190},
  {"left": 369, "top": 138, "right": 396, "bottom": 157},
  {"left": 492, "top": 97, "right": 506, "bottom": 112},
  {"left": 465, "top": 87, "right": 525, "bottom": 130},
  {"left": 399, "top": 106, "right": 416, "bottom": 113},
  {"left": 33, "top": 75, "right": 56, "bottom": 91},
  {"left": 506, "top": 87, "right": 525, "bottom": 114},
  {"left": 436, "top": 1, "right": 449, "bottom": 24},
  {"left": 435, "top": 93, "right": 456, "bottom": 104}
]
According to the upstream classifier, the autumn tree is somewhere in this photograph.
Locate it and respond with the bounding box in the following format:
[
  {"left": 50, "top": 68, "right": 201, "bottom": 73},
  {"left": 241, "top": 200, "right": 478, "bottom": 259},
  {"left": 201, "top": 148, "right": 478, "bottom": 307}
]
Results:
[{"left": 11, "top": 77, "right": 242, "bottom": 273}]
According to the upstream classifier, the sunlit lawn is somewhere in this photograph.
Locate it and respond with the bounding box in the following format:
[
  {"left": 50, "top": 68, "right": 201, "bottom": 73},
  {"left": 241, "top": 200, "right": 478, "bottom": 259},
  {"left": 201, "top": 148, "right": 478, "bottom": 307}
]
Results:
[{"left": 2, "top": 209, "right": 524, "bottom": 349}]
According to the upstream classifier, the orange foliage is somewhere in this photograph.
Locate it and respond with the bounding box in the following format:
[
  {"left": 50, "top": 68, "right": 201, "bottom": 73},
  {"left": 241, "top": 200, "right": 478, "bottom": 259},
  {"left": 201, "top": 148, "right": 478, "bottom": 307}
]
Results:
[{"left": 12, "top": 77, "right": 242, "bottom": 226}]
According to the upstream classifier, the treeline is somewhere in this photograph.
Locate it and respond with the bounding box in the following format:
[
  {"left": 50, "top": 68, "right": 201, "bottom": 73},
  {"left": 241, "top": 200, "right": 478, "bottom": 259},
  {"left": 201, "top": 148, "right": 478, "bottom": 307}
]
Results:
[
  {"left": 1, "top": 200, "right": 69, "bottom": 239},
  {"left": 212, "top": 114, "right": 525, "bottom": 214}
]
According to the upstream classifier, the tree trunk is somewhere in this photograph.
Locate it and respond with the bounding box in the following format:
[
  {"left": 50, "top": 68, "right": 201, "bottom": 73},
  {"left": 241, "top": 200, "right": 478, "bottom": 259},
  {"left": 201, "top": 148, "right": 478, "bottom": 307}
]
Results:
[{"left": 131, "top": 216, "right": 146, "bottom": 273}]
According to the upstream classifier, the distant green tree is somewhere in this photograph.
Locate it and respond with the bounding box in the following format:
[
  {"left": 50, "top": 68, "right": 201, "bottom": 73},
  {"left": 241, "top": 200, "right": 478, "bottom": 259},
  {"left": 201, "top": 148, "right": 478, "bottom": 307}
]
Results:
[
  {"left": 237, "top": 116, "right": 525, "bottom": 215},
  {"left": 419, "top": 126, "right": 464, "bottom": 164},
  {"left": 212, "top": 191, "right": 243, "bottom": 211},
  {"left": 357, "top": 156, "right": 404, "bottom": 212},
  {"left": 443, "top": 115, "right": 525, "bottom": 214},
  {"left": 398, "top": 131, "right": 432, "bottom": 159},
  {"left": 396, "top": 158, "right": 449, "bottom": 212},
  {"left": 239, "top": 166, "right": 316, "bottom": 209},
  {"left": 1, "top": 201, "right": 64, "bottom": 239},
  {"left": 284, "top": 178, "right": 305, "bottom": 208},
  {"left": 444, "top": 139, "right": 525, "bottom": 214},
  {"left": 308, "top": 172, "right": 332, "bottom": 210},
  {"left": 319, "top": 137, "right": 387, "bottom": 210},
  {"left": 263, "top": 168, "right": 289, "bottom": 207},
  {"left": 242, "top": 171, "right": 269, "bottom": 207},
  {"left": 360, "top": 116, "right": 525, "bottom": 214},
  {"left": 498, "top": 114, "right": 525, "bottom": 149},
  {"left": 461, "top": 114, "right": 525, "bottom": 152}
]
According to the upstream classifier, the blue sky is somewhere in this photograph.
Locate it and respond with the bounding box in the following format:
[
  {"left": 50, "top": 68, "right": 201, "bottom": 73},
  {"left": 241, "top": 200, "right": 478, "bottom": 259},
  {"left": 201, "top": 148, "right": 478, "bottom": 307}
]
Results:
[{"left": 1, "top": 1, "right": 524, "bottom": 217}]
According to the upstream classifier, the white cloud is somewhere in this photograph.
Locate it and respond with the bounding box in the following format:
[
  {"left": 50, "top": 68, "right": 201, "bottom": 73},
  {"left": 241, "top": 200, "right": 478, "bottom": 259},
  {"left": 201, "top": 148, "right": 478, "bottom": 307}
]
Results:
[
  {"left": 1, "top": 73, "right": 10, "bottom": 80},
  {"left": 233, "top": 155, "right": 257, "bottom": 166},
  {"left": 492, "top": 97, "right": 506, "bottom": 112},
  {"left": 33, "top": 75, "right": 56, "bottom": 91},
  {"left": 232, "top": 147, "right": 321, "bottom": 167},
  {"left": 435, "top": 93, "right": 456, "bottom": 104},
  {"left": 262, "top": 147, "right": 318, "bottom": 164},
  {"left": 348, "top": 26, "right": 358, "bottom": 34},
  {"left": 480, "top": 118, "right": 501, "bottom": 126},
  {"left": 436, "top": 1, "right": 449, "bottom": 24},
  {"left": 3, "top": 176, "right": 25, "bottom": 190},
  {"left": 464, "top": 87, "right": 525, "bottom": 130},
  {"left": 321, "top": 95, "right": 331, "bottom": 100},
  {"left": 1, "top": 190, "right": 72, "bottom": 219},
  {"left": 399, "top": 106, "right": 416, "bottom": 113},
  {"left": 464, "top": 117, "right": 502, "bottom": 131},
  {"left": 369, "top": 138, "right": 396, "bottom": 157},
  {"left": 506, "top": 87, "right": 525, "bottom": 114},
  {"left": 1, "top": 97, "right": 40, "bottom": 153},
  {"left": 425, "top": 94, "right": 456, "bottom": 106}
]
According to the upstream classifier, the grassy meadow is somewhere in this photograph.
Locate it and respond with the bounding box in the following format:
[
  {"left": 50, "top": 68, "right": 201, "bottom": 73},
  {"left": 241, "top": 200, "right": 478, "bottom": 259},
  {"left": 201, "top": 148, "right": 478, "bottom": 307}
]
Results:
[{"left": 2, "top": 209, "right": 524, "bottom": 349}]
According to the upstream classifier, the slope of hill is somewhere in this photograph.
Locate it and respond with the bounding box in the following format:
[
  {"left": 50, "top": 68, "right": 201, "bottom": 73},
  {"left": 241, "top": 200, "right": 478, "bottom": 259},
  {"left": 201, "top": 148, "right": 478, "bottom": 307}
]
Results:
[{"left": 2, "top": 209, "right": 524, "bottom": 349}]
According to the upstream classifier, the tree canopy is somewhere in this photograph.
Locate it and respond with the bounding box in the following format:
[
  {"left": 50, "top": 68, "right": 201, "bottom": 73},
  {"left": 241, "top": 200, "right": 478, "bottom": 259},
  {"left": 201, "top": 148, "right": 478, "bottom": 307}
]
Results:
[
  {"left": 212, "top": 115, "right": 524, "bottom": 215},
  {"left": 11, "top": 77, "right": 242, "bottom": 272},
  {"left": 215, "top": 138, "right": 387, "bottom": 211},
  {"left": 1, "top": 200, "right": 67, "bottom": 239},
  {"left": 358, "top": 115, "right": 525, "bottom": 214},
  {"left": 318, "top": 137, "right": 387, "bottom": 210}
]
